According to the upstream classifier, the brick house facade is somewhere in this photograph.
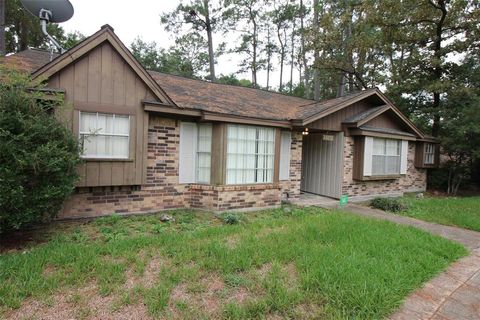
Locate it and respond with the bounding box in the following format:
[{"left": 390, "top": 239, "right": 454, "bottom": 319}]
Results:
[{"left": 4, "top": 25, "right": 438, "bottom": 220}]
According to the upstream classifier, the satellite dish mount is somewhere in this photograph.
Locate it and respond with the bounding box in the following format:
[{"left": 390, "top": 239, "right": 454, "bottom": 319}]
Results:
[
  {"left": 20, "top": 0, "right": 74, "bottom": 54},
  {"left": 38, "top": 9, "right": 65, "bottom": 53}
]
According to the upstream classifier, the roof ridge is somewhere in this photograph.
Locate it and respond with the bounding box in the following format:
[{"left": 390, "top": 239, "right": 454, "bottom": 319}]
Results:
[{"left": 148, "top": 70, "right": 314, "bottom": 102}]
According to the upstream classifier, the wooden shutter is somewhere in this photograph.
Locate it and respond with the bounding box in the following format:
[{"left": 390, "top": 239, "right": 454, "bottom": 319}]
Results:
[
  {"left": 363, "top": 136, "right": 373, "bottom": 176},
  {"left": 400, "top": 140, "right": 408, "bottom": 174},
  {"left": 279, "top": 131, "right": 291, "bottom": 180},
  {"left": 179, "top": 122, "right": 197, "bottom": 183}
]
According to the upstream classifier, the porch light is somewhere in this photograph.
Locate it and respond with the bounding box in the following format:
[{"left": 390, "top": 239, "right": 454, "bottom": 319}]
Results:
[{"left": 302, "top": 128, "right": 309, "bottom": 136}]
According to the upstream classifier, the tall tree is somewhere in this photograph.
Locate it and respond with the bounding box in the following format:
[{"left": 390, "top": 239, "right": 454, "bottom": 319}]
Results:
[
  {"left": 299, "top": 0, "right": 311, "bottom": 98},
  {"left": 161, "top": 0, "right": 225, "bottom": 82},
  {"left": 312, "top": 0, "right": 321, "bottom": 100},
  {"left": 0, "top": 0, "right": 5, "bottom": 56},
  {"left": 131, "top": 35, "right": 209, "bottom": 78},
  {"left": 271, "top": 1, "right": 296, "bottom": 92},
  {"left": 224, "top": 0, "right": 267, "bottom": 87}
]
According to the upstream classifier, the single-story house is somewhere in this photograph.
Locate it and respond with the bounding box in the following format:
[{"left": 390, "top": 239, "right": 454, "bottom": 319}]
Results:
[{"left": 2, "top": 25, "right": 439, "bottom": 219}]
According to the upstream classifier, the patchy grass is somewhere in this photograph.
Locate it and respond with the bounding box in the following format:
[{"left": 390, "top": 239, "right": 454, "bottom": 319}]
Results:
[
  {"left": 0, "top": 206, "right": 466, "bottom": 319},
  {"left": 399, "top": 195, "right": 480, "bottom": 232}
]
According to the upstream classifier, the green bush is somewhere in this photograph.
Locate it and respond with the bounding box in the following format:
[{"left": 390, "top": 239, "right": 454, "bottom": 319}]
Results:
[
  {"left": 370, "top": 197, "right": 409, "bottom": 213},
  {"left": 222, "top": 213, "right": 241, "bottom": 225},
  {"left": 0, "top": 69, "right": 81, "bottom": 233}
]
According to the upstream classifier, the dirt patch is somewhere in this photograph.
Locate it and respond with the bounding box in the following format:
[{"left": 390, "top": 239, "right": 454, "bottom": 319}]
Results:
[
  {"left": 227, "top": 286, "right": 250, "bottom": 304},
  {"left": 224, "top": 234, "right": 240, "bottom": 249},
  {"left": 168, "top": 274, "right": 226, "bottom": 317},
  {"left": 4, "top": 281, "right": 151, "bottom": 320},
  {"left": 42, "top": 264, "right": 57, "bottom": 277},
  {"left": 124, "top": 256, "right": 163, "bottom": 290}
]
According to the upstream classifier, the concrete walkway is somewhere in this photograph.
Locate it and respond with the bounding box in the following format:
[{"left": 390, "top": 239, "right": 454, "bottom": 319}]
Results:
[{"left": 335, "top": 204, "right": 480, "bottom": 320}]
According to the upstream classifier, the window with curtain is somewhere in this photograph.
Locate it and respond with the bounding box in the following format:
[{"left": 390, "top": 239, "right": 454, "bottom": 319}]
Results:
[
  {"left": 372, "top": 138, "right": 401, "bottom": 175},
  {"left": 196, "top": 124, "right": 212, "bottom": 183},
  {"left": 79, "top": 112, "right": 130, "bottom": 159},
  {"left": 424, "top": 143, "right": 435, "bottom": 165},
  {"left": 226, "top": 124, "right": 275, "bottom": 184}
]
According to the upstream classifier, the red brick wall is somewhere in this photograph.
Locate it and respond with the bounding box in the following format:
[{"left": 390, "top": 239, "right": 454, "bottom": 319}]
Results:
[{"left": 342, "top": 136, "right": 427, "bottom": 199}]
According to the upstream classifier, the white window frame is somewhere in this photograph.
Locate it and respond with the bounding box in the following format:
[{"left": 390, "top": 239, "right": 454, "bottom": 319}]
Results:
[
  {"left": 79, "top": 111, "right": 130, "bottom": 159},
  {"left": 371, "top": 138, "right": 401, "bottom": 176},
  {"left": 364, "top": 137, "right": 408, "bottom": 177},
  {"left": 226, "top": 124, "right": 276, "bottom": 185},
  {"left": 424, "top": 143, "right": 435, "bottom": 165}
]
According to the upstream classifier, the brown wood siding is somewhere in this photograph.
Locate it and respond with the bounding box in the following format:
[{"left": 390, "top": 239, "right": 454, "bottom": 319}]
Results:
[
  {"left": 364, "top": 110, "right": 410, "bottom": 132},
  {"left": 307, "top": 101, "right": 370, "bottom": 131},
  {"left": 49, "top": 42, "right": 155, "bottom": 187}
]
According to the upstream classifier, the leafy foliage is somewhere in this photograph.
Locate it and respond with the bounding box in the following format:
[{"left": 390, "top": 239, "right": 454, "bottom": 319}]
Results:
[
  {"left": 370, "top": 197, "right": 409, "bottom": 213},
  {"left": 0, "top": 69, "right": 81, "bottom": 232}
]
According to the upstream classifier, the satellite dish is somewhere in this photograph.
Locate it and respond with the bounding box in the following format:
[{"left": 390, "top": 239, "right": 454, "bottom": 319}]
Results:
[
  {"left": 19, "top": 0, "right": 74, "bottom": 54},
  {"left": 20, "top": 0, "right": 74, "bottom": 23}
]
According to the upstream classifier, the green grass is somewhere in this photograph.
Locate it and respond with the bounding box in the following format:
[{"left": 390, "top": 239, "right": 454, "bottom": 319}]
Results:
[
  {"left": 400, "top": 196, "right": 480, "bottom": 232},
  {"left": 0, "top": 206, "right": 467, "bottom": 319}
]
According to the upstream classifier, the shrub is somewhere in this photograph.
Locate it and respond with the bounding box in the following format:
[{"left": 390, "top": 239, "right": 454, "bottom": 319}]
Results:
[
  {"left": 222, "top": 213, "right": 241, "bottom": 225},
  {"left": 370, "top": 197, "right": 409, "bottom": 213},
  {"left": 0, "top": 69, "right": 81, "bottom": 233}
]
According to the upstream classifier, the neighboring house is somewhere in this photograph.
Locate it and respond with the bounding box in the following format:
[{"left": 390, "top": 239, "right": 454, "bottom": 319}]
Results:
[{"left": 2, "top": 25, "right": 439, "bottom": 219}]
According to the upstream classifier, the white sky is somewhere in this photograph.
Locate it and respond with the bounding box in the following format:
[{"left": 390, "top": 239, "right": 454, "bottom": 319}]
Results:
[{"left": 61, "top": 0, "right": 298, "bottom": 87}]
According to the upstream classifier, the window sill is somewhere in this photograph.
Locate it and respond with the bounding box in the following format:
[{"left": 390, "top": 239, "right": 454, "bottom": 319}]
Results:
[
  {"left": 189, "top": 183, "right": 281, "bottom": 192},
  {"left": 80, "top": 158, "right": 134, "bottom": 162},
  {"left": 355, "top": 174, "right": 405, "bottom": 181}
]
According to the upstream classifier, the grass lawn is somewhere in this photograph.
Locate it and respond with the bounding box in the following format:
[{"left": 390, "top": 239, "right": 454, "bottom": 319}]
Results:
[
  {"left": 0, "top": 206, "right": 466, "bottom": 319},
  {"left": 400, "top": 196, "right": 480, "bottom": 232}
]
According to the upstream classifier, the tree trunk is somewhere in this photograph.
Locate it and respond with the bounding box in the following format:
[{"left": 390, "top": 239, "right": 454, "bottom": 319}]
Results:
[
  {"left": 203, "top": 0, "right": 216, "bottom": 82},
  {"left": 431, "top": 0, "right": 447, "bottom": 137},
  {"left": 289, "top": 19, "right": 296, "bottom": 93},
  {"left": 277, "top": 26, "right": 285, "bottom": 92},
  {"left": 266, "top": 27, "right": 271, "bottom": 90},
  {"left": 313, "top": 0, "right": 321, "bottom": 100},
  {"left": 300, "top": 0, "right": 310, "bottom": 98},
  {"left": 252, "top": 17, "right": 258, "bottom": 87},
  {"left": 0, "top": 0, "right": 5, "bottom": 56}
]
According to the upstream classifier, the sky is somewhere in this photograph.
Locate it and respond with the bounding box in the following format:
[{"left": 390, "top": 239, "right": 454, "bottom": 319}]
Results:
[{"left": 60, "top": 0, "right": 296, "bottom": 87}]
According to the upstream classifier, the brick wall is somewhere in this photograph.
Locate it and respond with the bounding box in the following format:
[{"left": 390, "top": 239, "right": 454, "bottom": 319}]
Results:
[
  {"left": 60, "top": 117, "right": 302, "bottom": 219},
  {"left": 279, "top": 131, "right": 303, "bottom": 200},
  {"left": 60, "top": 117, "right": 188, "bottom": 219},
  {"left": 342, "top": 136, "right": 427, "bottom": 199},
  {"left": 188, "top": 184, "right": 281, "bottom": 211}
]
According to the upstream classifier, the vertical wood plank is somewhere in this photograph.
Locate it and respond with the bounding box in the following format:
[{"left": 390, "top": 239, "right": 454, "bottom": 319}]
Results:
[
  {"left": 74, "top": 56, "right": 88, "bottom": 102},
  {"left": 99, "top": 162, "right": 112, "bottom": 185},
  {"left": 101, "top": 43, "right": 114, "bottom": 104},
  {"left": 111, "top": 162, "right": 125, "bottom": 185},
  {"left": 86, "top": 162, "right": 100, "bottom": 186},
  {"left": 87, "top": 47, "right": 101, "bottom": 103},
  {"left": 112, "top": 51, "right": 126, "bottom": 105}
]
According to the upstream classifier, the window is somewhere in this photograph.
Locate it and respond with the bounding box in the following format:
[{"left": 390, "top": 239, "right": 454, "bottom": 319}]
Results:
[
  {"left": 79, "top": 112, "right": 130, "bottom": 159},
  {"left": 179, "top": 122, "right": 212, "bottom": 184},
  {"left": 372, "top": 138, "right": 401, "bottom": 175},
  {"left": 196, "top": 124, "right": 212, "bottom": 183},
  {"left": 226, "top": 124, "right": 275, "bottom": 184},
  {"left": 424, "top": 143, "right": 435, "bottom": 165},
  {"left": 279, "top": 131, "right": 291, "bottom": 180}
]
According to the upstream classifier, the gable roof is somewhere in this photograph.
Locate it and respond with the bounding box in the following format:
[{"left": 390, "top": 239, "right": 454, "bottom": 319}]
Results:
[
  {"left": 2, "top": 25, "right": 428, "bottom": 139},
  {"left": 31, "top": 25, "right": 176, "bottom": 106}
]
